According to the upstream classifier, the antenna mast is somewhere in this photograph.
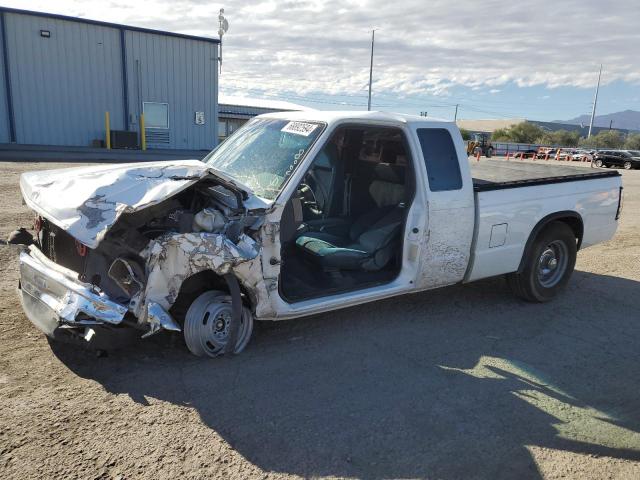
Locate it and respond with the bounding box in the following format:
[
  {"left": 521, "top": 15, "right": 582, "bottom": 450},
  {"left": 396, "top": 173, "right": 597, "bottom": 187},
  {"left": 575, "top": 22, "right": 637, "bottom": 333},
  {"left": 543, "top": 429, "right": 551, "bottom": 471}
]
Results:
[
  {"left": 218, "top": 8, "right": 229, "bottom": 74},
  {"left": 367, "top": 29, "right": 376, "bottom": 111}
]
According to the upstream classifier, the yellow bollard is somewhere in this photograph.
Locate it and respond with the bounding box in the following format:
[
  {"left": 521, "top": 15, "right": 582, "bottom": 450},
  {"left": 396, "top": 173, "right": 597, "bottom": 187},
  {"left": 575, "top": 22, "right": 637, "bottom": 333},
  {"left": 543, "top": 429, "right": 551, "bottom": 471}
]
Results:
[
  {"left": 105, "top": 111, "right": 111, "bottom": 150},
  {"left": 140, "top": 114, "right": 146, "bottom": 151}
]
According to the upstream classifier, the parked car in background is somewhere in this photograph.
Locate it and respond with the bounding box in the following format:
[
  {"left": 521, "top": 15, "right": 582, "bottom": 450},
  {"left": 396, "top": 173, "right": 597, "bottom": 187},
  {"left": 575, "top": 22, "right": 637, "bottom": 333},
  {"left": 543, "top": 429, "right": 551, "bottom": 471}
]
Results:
[
  {"left": 536, "top": 148, "right": 557, "bottom": 159},
  {"left": 514, "top": 149, "right": 538, "bottom": 159},
  {"left": 594, "top": 150, "right": 640, "bottom": 170},
  {"left": 570, "top": 150, "right": 592, "bottom": 161}
]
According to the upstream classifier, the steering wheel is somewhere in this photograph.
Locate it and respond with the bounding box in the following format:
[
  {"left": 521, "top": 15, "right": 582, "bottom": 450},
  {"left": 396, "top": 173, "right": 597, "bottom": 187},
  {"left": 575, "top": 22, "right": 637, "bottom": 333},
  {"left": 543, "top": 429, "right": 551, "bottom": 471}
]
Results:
[{"left": 298, "top": 182, "right": 319, "bottom": 206}]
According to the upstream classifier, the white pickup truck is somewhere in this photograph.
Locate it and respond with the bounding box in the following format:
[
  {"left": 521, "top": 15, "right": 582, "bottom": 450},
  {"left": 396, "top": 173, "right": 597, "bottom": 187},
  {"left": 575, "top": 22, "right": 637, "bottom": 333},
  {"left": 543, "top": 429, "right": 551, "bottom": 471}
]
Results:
[{"left": 11, "top": 111, "right": 623, "bottom": 357}]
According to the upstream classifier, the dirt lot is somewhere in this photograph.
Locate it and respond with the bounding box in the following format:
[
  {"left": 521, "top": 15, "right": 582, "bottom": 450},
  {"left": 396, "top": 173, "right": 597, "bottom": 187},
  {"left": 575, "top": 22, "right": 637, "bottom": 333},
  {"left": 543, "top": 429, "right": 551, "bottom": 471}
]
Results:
[{"left": 0, "top": 160, "right": 639, "bottom": 480}]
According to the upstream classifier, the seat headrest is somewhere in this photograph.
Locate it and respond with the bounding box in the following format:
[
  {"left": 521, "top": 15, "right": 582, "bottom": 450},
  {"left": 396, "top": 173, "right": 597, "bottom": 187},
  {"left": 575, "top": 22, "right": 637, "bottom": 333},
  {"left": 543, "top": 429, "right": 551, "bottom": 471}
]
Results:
[
  {"left": 369, "top": 180, "right": 405, "bottom": 208},
  {"left": 373, "top": 163, "right": 405, "bottom": 184}
]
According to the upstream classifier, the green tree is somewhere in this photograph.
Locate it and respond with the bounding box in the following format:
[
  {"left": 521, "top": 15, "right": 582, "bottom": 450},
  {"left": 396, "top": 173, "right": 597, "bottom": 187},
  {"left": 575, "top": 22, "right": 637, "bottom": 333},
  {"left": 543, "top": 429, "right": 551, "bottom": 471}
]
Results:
[
  {"left": 579, "top": 130, "right": 624, "bottom": 149},
  {"left": 623, "top": 133, "right": 640, "bottom": 150},
  {"left": 490, "top": 122, "right": 545, "bottom": 143},
  {"left": 491, "top": 127, "right": 511, "bottom": 142},
  {"left": 537, "top": 130, "right": 580, "bottom": 147},
  {"left": 459, "top": 128, "right": 472, "bottom": 141}
]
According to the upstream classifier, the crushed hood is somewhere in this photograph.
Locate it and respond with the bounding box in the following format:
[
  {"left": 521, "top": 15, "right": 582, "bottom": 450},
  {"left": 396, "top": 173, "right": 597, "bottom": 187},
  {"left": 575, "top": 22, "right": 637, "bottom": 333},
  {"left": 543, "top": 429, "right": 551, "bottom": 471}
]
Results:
[{"left": 20, "top": 160, "right": 263, "bottom": 249}]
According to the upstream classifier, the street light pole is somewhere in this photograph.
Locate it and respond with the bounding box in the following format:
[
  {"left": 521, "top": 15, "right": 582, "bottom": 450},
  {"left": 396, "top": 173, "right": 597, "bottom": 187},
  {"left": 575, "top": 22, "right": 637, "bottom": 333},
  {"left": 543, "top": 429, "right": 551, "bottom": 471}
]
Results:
[
  {"left": 454, "top": 104, "right": 459, "bottom": 122},
  {"left": 367, "top": 29, "right": 376, "bottom": 111},
  {"left": 587, "top": 65, "right": 602, "bottom": 139}
]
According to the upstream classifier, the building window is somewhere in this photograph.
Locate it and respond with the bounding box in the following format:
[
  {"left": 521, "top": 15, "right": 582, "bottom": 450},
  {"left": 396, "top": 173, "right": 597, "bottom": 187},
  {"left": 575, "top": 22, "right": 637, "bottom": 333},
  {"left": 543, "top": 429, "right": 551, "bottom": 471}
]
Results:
[
  {"left": 218, "top": 120, "right": 227, "bottom": 137},
  {"left": 143, "top": 102, "right": 169, "bottom": 129}
]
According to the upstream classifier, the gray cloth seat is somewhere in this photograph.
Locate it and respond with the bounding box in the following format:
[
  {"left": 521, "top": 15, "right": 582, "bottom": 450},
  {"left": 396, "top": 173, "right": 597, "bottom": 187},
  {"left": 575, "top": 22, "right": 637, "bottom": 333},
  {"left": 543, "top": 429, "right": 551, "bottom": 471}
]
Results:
[{"left": 296, "top": 164, "right": 407, "bottom": 272}]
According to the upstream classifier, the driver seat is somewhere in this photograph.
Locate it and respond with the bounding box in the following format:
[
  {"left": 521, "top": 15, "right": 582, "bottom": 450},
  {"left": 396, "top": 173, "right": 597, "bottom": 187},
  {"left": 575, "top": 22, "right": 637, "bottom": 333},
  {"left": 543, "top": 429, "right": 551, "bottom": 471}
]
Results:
[{"left": 295, "top": 164, "right": 406, "bottom": 272}]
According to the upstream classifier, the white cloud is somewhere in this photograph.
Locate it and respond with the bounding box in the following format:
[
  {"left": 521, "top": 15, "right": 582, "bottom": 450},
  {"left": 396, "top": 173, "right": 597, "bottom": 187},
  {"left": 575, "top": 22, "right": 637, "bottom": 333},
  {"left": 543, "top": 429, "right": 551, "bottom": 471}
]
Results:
[{"left": 8, "top": 0, "right": 640, "bottom": 101}]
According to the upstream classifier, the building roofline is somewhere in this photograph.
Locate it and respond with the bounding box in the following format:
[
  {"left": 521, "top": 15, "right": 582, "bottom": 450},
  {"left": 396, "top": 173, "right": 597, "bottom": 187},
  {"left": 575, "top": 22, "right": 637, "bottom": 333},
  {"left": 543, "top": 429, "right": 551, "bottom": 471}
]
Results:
[{"left": 0, "top": 6, "right": 220, "bottom": 44}]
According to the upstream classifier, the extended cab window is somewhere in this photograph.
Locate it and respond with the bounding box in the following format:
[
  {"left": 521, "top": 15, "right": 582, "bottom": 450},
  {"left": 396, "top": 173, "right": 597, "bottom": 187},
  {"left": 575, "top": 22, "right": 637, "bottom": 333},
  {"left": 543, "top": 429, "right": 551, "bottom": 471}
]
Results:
[{"left": 416, "top": 128, "right": 462, "bottom": 191}]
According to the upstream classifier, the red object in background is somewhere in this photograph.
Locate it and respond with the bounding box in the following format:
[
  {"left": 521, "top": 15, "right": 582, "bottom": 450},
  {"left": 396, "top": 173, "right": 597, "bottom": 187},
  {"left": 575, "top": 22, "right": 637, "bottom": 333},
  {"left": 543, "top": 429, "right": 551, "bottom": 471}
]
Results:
[
  {"left": 75, "top": 240, "right": 87, "bottom": 257},
  {"left": 33, "top": 215, "right": 42, "bottom": 233}
]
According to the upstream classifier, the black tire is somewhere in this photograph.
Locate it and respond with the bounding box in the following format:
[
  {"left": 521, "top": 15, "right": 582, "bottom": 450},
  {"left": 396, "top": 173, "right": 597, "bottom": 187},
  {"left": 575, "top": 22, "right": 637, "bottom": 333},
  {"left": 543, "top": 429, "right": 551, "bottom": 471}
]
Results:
[
  {"left": 507, "top": 222, "right": 577, "bottom": 302},
  {"left": 624, "top": 161, "right": 632, "bottom": 170},
  {"left": 594, "top": 159, "right": 603, "bottom": 167},
  {"left": 486, "top": 148, "right": 493, "bottom": 158}
]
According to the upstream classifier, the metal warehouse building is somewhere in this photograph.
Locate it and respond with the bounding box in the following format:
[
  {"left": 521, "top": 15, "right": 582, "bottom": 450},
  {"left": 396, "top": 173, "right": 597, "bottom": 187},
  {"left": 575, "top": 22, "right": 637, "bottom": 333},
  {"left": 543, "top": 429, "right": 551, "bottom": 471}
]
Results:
[{"left": 0, "top": 7, "right": 219, "bottom": 151}]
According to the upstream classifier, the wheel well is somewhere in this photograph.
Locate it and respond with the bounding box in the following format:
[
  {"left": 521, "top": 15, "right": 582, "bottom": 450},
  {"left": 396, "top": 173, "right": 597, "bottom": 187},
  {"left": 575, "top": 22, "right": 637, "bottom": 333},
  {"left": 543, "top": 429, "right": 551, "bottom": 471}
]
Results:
[
  {"left": 517, "top": 212, "right": 584, "bottom": 273},
  {"left": 557, "top": 216, "right": 583, "bottom": 249},
  {"left": 169, "top": 270, "right": 254, "bottom": 323}
]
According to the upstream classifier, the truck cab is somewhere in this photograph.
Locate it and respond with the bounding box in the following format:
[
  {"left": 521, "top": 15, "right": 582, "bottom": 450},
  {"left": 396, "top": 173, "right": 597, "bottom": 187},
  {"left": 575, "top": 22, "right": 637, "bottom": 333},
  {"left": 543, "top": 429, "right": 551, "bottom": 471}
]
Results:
[{"left": 268, "top": 111, "right": 475, "bottom": 318}]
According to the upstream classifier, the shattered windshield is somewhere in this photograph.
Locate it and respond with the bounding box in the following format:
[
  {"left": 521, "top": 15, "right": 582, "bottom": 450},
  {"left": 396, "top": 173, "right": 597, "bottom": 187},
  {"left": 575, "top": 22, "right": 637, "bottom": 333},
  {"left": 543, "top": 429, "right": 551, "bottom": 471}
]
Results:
[{"left": 204, "top": 118, "right": 325, "bottom": 200}]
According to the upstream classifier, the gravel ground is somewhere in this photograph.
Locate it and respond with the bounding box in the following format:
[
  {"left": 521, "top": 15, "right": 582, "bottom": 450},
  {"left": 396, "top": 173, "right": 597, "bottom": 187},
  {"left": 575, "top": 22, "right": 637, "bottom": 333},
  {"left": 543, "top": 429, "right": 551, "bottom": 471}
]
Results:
[{"left": 0, "top": 160, "right": 639, "bottom": 480}]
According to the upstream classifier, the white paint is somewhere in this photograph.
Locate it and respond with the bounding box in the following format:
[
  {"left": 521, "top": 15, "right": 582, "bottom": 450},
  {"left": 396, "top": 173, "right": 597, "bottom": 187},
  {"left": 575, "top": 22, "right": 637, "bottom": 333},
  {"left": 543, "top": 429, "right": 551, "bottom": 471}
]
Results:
[{"left": 465, "top": 177, "right": 621, "bottom": 282}]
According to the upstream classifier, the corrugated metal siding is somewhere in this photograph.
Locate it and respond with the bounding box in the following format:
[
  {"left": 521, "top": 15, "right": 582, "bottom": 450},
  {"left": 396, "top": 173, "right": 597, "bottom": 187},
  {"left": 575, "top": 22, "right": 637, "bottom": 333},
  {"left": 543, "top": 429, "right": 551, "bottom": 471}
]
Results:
[
  {"left": 0, "top": 17, "right": 11, "bottom": 143},
  {"left": 4, "top": 13, "right": 124, "bottom": 146},
  {"left": 124, "top": 30, "right": 217, "bottom": 150}
]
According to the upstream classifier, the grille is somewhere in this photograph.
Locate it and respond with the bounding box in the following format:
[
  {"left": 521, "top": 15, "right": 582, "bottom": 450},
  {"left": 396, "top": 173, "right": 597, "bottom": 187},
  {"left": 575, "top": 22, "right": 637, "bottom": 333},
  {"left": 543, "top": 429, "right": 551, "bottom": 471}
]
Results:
[{"left": 40, "top": 221, "right": 86, "bottom": 274}]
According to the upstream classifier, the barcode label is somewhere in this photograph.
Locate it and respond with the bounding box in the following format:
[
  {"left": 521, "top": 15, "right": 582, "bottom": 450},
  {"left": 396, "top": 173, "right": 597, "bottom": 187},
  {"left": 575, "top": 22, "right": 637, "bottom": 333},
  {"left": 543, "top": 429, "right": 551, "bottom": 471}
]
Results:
[{"left": 281, "top": 121, "right": 318, "bottom": 137}]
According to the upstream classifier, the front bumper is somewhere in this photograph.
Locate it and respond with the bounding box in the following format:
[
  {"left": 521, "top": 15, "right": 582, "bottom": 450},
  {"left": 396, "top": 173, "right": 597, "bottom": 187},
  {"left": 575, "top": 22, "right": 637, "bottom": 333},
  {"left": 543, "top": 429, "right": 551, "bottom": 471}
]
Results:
[{"left": 18, "top": 246, "right": 128, "bottom": 337}]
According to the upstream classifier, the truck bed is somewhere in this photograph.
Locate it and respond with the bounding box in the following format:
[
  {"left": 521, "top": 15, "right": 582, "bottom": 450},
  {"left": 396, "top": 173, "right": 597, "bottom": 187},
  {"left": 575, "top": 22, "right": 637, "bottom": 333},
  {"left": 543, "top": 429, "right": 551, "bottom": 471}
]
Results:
[{"left": 471, "top": 160, "right": 620, "bottom": 192}]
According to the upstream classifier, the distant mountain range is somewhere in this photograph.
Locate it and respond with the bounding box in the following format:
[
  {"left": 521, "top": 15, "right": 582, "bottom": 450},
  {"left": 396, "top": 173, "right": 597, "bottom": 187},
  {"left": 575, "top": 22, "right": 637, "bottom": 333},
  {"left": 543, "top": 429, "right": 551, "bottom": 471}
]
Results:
[{"left": 556, "top": 110, "right": 640, "bottom": 131}]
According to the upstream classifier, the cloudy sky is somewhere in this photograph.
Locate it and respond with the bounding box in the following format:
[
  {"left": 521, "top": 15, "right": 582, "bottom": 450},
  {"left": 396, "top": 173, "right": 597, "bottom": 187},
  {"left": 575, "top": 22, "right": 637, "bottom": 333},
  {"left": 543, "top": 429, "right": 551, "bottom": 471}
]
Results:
[{"left": 5, "top": 0, "right": 640, "bottom": 123}]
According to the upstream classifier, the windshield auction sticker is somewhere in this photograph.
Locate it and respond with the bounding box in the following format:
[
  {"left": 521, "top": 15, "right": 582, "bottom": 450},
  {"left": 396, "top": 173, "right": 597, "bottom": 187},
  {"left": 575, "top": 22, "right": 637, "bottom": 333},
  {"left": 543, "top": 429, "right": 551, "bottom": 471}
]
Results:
[{"left": 281, "top": 121, "right": 318, "bottom": 137}]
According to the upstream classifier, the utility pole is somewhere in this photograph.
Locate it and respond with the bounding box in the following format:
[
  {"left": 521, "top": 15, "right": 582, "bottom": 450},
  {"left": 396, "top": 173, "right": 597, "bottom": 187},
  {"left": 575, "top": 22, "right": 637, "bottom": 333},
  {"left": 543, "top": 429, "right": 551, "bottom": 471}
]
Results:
[
  {"left": 587, "top": 65, "right": 602, "bottom": 139},
  {"left": 367, "top": 29, "right": 376, "bottom": 111},
  {"left": 454, "top": 104, "right": 459, "bottom": 122}
]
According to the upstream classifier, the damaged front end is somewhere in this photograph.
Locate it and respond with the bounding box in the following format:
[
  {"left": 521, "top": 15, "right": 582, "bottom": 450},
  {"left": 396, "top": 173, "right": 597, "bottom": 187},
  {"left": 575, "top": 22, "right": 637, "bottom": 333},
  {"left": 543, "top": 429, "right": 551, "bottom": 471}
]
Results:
[{"left": 14, "top": 161, "right": 270, "bottom": 347}]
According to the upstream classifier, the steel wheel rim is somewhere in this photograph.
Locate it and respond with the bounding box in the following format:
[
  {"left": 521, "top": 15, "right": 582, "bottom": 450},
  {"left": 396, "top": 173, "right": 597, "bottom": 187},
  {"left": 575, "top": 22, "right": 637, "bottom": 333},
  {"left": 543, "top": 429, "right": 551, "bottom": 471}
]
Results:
[
  {"left": 595, "top": 160, "right": 602, "bottom": 167},
  {"left": 184, "top": 291, "right": 253, "bottom": 357},
  {"left": 537, "top": 240, "right": 568, "bottom": 288},
  {"left": 624, "top": 162, "right": 632, "bottom": 170}
]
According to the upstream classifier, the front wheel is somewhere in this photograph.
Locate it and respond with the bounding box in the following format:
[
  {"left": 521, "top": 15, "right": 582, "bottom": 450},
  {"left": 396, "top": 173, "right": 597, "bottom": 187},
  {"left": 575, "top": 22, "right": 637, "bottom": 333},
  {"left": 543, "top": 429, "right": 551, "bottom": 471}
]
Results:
[
  {"left": 486, "top": 148, "right": 493, "bottom": 158},
  {"left": 624, "top": 161, "right": 632, "bottom": 170},
  {"left": 594, "top": 159, "right": 603, "bottom": 167},
  {"left": 183, "top": 290, "right": 254, "bottom": 357},
  {"left": 507, "top": 222, "right": 577, "bottom": 302}
]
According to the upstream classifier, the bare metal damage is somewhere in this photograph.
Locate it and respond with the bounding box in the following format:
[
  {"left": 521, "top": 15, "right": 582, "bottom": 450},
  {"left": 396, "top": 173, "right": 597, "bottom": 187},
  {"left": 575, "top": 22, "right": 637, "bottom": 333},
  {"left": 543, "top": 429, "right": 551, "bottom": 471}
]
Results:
[{"left": 133, "top": 232, "right": 260, "bottom": 318}]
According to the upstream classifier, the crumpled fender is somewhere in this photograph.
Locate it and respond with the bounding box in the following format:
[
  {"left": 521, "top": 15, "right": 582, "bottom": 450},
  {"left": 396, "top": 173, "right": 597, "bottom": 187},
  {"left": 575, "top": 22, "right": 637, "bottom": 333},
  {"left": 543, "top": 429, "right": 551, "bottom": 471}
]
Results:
[{"left": 132, "top": 232, "right": 265, "bottom": 321}]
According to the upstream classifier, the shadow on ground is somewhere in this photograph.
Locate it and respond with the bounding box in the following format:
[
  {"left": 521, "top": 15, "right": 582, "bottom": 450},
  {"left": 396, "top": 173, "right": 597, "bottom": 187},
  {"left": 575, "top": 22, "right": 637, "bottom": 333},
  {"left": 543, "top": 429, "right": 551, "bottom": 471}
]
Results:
[{"left": 51, "top": 271, "right": 640, "bottom": 479}]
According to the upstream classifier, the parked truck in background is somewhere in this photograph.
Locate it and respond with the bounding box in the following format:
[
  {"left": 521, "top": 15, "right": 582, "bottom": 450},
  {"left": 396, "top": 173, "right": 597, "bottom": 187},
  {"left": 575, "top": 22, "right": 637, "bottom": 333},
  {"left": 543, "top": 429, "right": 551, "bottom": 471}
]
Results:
[{"left": 10, "top": 111, "right": 623, "bottom": 357}]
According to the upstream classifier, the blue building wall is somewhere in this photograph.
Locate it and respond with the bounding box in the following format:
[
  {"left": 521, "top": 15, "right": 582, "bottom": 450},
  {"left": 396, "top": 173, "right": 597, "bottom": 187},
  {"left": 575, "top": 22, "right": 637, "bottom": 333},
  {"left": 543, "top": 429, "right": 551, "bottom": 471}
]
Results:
[
  {"left": 124, "top": 30, "right": 217, "bottom": 150},
  {"left": 4, "top": 12, "right": 125, "bottom": 146},
  {"left": 0, "top": 8, "right": 218, "bottom": 150},
  {"left": 0, "top": 16, "right": 12, "bottom": 143}
]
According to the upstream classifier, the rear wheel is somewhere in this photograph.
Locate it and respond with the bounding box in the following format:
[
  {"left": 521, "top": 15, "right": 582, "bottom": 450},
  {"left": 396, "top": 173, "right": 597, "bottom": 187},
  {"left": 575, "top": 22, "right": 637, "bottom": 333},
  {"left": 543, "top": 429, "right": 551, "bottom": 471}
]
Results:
[
  {"left": 486, "top": 147, "right": 493, "bottom": 158},
  {"left": 507, "top": 222, "right": 577, "bottom": 302},
  {"left": 594, "top": 159, "right": 603, "bottom": 167},
  {"left": 183, "top": 290, "right": 253, "bottom": 357}
]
